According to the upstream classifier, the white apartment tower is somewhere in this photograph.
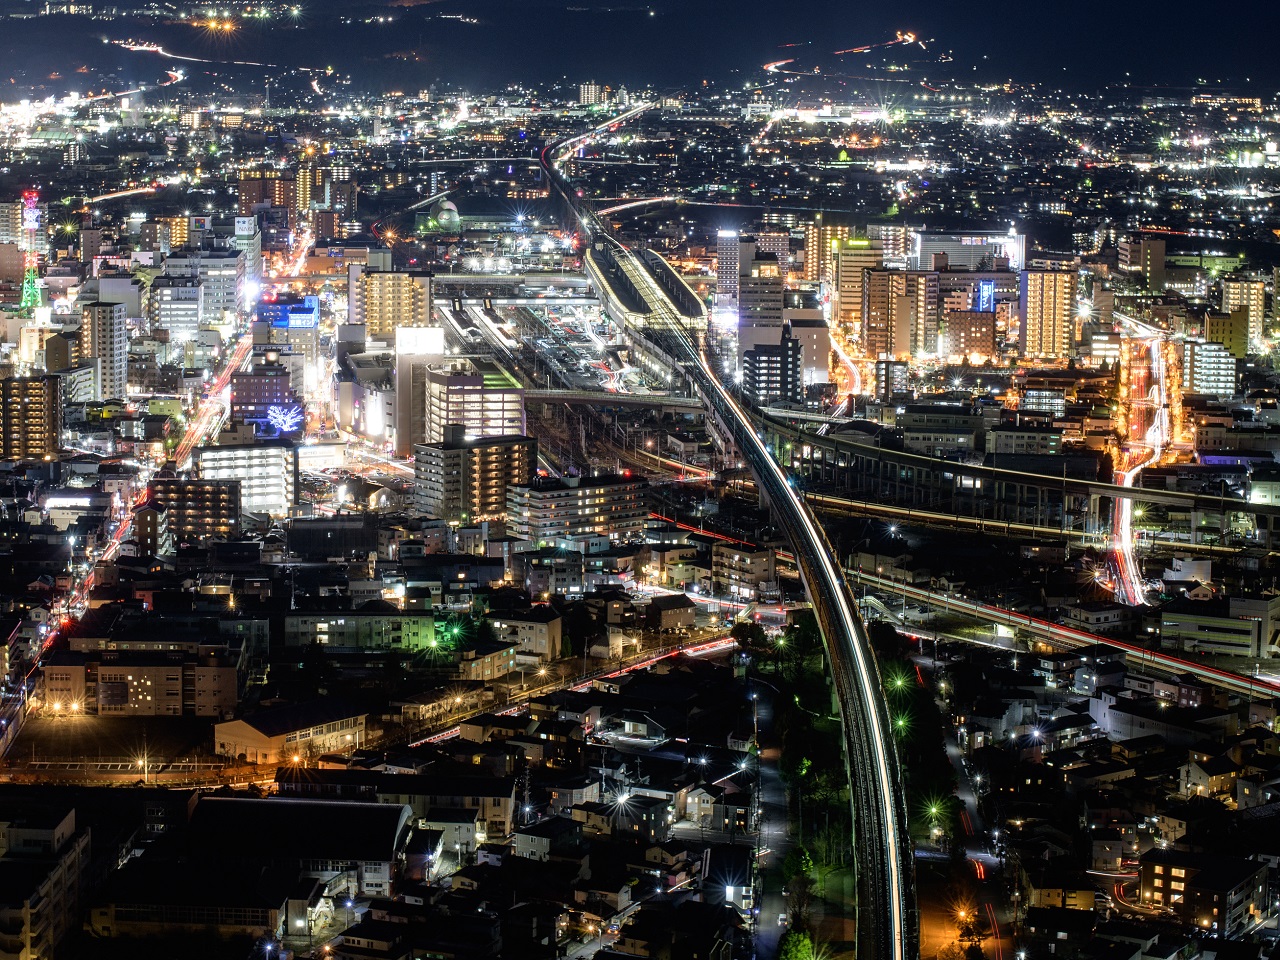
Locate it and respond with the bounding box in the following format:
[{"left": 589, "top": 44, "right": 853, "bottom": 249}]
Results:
[{"left": 79, "top": 301, "right": 128, "bottom": 401}]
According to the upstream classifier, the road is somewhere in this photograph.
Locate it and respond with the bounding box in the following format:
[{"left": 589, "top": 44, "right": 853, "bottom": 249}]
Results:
[
  {"left": 1111, "top": 312, "right": 1173, "bottom": 605},
  {"left": 852, "top": 568, "right": 1280, "bottom": 698},
  {"left": 542, "top": 106, "right": 916, "bottom": 960}
]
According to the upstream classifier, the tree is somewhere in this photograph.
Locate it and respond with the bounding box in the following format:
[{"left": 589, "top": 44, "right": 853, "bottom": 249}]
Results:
[
  {"left": 730, "top": 621, "right": 768, "bottom": 649},
  {"left": 786, "top": 873, "right": 817, "bottom": 928},
  {"left": 783, "top": 845, "right": 814, "bottom": 880},
  {"left": 811, "top": 822, "right": 847, "bottom": 867},
  {"left": 783, "top": 610, "right": 821, "bottom": 658},
  {"left": 937, "top": 943, "right": 966, "bottom": 960},
  {"left": 778, "top": 931, "right": 815, "bottom": 960}
]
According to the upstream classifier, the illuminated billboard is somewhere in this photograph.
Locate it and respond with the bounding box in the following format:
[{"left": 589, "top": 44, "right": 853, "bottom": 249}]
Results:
[{"left": 977, "top": 279, "right": 996, "bottom": 312}]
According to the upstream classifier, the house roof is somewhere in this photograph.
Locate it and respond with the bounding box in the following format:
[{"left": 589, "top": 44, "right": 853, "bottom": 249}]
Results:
[
  {"left": 189, "top": 797, "right": 412, "bottom": 863},
  {"left": 232, "top": 699, "right": 368, "bottom": 737},
  {"left": 648, "top": 594, "right": 696, "bottom": 612}
]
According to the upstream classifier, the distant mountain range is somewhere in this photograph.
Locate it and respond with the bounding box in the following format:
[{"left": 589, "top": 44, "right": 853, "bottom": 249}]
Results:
[{"left": 0, "top": 0, "right": 1270, "bottom": 99}]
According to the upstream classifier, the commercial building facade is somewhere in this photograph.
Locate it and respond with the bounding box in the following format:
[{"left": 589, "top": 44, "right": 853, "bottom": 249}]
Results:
[
  {"left": 194, "top": 440, "right": 298, "bottom": 515},
  {"left": 424, "top": 360, "right": 525, "bottom": 446}
]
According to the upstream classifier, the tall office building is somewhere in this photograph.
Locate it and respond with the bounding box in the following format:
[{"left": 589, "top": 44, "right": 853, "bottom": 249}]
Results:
[
  {"left": 195, "top": 440, "right": 297, "bottom": 516},
  {"left": 863, "top": 270, "right": 940, "bottom": 358},
  {"left": 1222, "top": 277, "right": 1266, "bottom": 348},
  {"left": 163, "top": 249, "right": 245, "bottom": 322},
  {"left": 737, "top": 253, "right": 785, "bottom": 360},
  {"left": 413, "top": 427, "right": 536, "bottom": 524},
  {"left": 1019, "top": 270, "right": 1078, "bottom": 359},
  {"left": 230, "top": 360, "right": 300, "bottom": 429},
  {"left": 424, "top": 359, "right": 526, "bottom": 447},
  {"left": 716, "top": 230, "right": 740, "bottom": 300},
  {"left": 391, "top": 326, "right": 445, "bottom": 458},
  {"left": 0, "top": 375, "right": 62, "bottom": 459},
  {"left": 719, "top": 232, "right": 788, "bottom": 302},
  {"left": 751, "top": 231, "right": 790, "bottom": 280},
  {"left": 833, "top": 238, "right": 884, "bottom": 339},
  {"left": 147, "top": 277, "right": 204, "bottom": 347},
  {"left": 783, "top": 293, "right": 831, "bottom": 386},
  {"left": 1118, "top": 236, "right": 1166, "bottom": 292},
  {"left": 909, "top": 230, "right": 1025, "bottom": 271},
  {"left": 349, "top": 268, "right": 432, "bottom": 340},
  {"left": 79, "top": 302, "right": 128, "bottom": 401}
]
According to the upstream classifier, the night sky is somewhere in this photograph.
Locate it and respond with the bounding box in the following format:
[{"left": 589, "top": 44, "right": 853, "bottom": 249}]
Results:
[{"left": 1, "top": 0, "right": 1274, "bottom": 96}]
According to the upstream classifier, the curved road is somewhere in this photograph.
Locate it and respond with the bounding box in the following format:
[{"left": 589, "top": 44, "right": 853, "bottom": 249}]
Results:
[{"left": 543, "top": 106, "right": 916, "bottom": 960}]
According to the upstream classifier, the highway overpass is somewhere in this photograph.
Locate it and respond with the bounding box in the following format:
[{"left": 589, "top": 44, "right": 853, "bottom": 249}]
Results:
[
  {"left": 760, "top": 413, "right": 1280, "bottom": 550},
  {"left": 523, "top": 389, "right": 703, "bottom": 412},
  {"left": 542, "top": 106, "right": 916, "bottom": 960},
  {"left": 851, "top": 568, "right": 1280, "bottom": 700}
]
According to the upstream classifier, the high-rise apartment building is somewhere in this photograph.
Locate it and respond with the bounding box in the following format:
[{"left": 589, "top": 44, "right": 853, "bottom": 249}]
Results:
[
  {"left": 1118, "top": 237, "right": 1166, "bottom": 292},
  {"left": 155, "top": 215, "right": 190, "bottom": 248},
  {"left": 738, "top": 253, "right": 785, "bottom": 360},
  {"left": 507, "top": 474, "right": 648, "bottom": 544},
  {"left": 1019, "top": 270, "right": 1079, "bottom": 359},
  {"left": 413, "top": 427, "right": 536, "bottom": 524},
  {"left": 863, "top": 270, "right": 940, "bottom": 358},
  {"left": 0, "top": 375, "right": 62, "bottom": 459},
  {"left": 874, "top": 360, "right": 910, "bottom": 401},
  {"left": 1222, "top": 277, "right": 1266, "bottom": 348},
  {"left": 1204, "top": 307, "right": 1249, "bottom": 360},
  {"left": 944, "top": 310, "right": 998, "bottom": 360},
  {"left": 802, "top": 221, "right": 850, "bottom": 283},
  {"left": 578, "top": 82, "right": 605, "bottom": 106},
  {"left": 867, "top": 224, "right": 910, "bottom": 268},
  {"left": 742, "top": 329, "right": 803, "bottom": 407},
  {"left": 149, "top": 476, "right": 242, "bottom": 541},
  {"left": 833, "top": 238, "right": 884, "bottom": 338},
  {"left": 238, "top": 170, "right": 298, "bottom": 217},
  {"left": 349, "top": 268, "right": 432, "bottom": 340},
  {"left": 79, "top": 301, "right": 128, "bottom": 401},
  {"left": 1182, "top": 340, "right": 1238, "bottom": 399}
]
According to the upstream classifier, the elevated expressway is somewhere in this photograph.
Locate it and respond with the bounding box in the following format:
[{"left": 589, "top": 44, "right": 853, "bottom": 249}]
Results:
[
  {"left": 850, "top": 568, "right": 1280, "bottom": 700},
  {"left": 544, "top": 108, "right": 916, "bottom": 960},
  {"left": 758, "top": 413, "right": 1280, "bottom": 551}
]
